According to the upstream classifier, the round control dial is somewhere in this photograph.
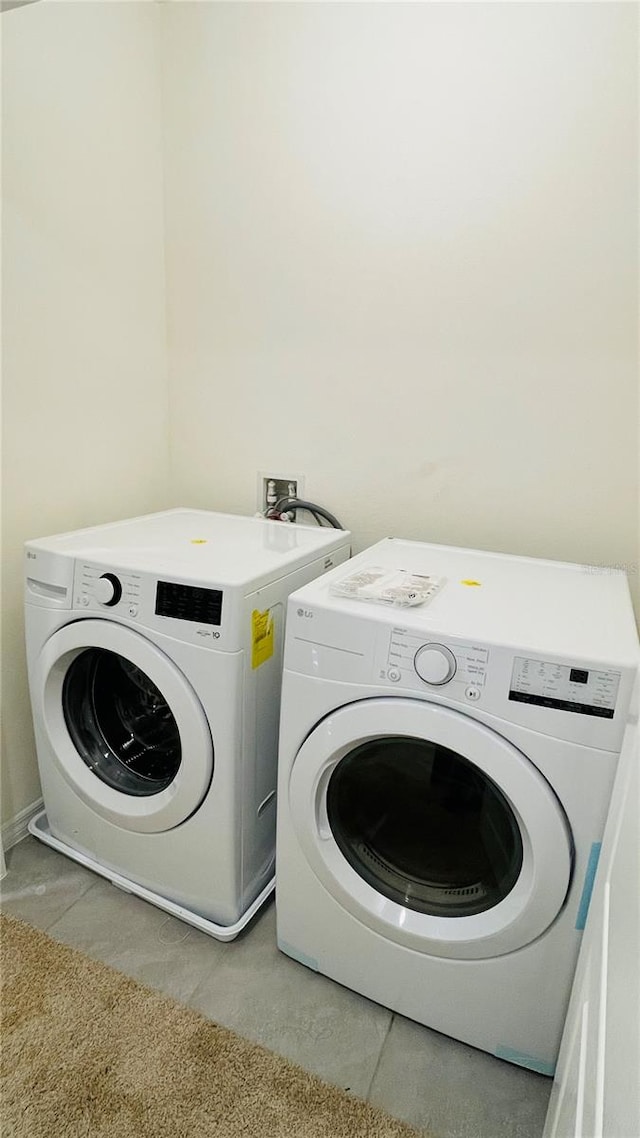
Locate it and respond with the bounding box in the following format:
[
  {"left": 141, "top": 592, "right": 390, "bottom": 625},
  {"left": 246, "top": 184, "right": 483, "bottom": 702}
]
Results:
[
  {"left": 414, "top": 643, "right": 457, "bottom": 686},
  {"left": 94, "top": 573, "right": 123, "bottom": 607}
]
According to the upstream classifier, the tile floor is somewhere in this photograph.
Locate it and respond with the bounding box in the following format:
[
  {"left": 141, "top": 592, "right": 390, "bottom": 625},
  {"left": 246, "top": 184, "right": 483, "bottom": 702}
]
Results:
[{"left": 1, "top": 837, "right": 552, "bottom": 1138}]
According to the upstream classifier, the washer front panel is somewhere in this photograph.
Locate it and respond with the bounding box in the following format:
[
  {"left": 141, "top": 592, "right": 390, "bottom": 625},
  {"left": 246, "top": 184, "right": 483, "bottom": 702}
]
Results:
[
  {"left": 288, "top": 698, "right": 573, "bottom": 960},
  {"left": 34, "top": 620, "right": 214, "bottom": 833}
]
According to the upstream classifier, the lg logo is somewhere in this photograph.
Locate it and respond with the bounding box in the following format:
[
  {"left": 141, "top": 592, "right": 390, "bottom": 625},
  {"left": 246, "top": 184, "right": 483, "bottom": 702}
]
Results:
[{"left": 297, "top": 608, "right": 314, "bottom": 619}]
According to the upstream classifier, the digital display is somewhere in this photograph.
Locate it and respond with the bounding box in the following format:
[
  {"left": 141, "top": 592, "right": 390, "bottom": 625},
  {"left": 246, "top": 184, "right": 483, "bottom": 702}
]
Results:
[
  {"left": 569, "top": 668, "right": 589, "bottom": 684},
  {"left": 155, "top": 581, "right": 223, "bottom": 626}
]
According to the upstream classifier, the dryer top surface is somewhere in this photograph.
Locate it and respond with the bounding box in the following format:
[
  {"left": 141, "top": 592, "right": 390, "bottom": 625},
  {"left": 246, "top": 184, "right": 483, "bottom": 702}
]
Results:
[
  {"left": 25, "top": 509, "right": 351, "bottom": 588},
  {"left": 290, "top": 538, "right": 640, "bottom": 665}
]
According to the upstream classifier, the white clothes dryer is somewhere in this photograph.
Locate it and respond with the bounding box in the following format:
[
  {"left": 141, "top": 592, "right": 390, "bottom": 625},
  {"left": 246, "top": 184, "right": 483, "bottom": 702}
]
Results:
[
  {"left": 25, "top": 509, "right": 350, "bottom": 939},
  {"left": 275, "top": 539, "right": 639, "bottom": 1071}
]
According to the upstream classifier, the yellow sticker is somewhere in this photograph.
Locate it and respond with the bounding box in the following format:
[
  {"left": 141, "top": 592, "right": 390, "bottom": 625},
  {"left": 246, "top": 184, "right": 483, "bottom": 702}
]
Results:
[
  {"left": 252, "top": 609, "right": 274, "bottom": 669},
  {"left": 191, "top": 539, "right": 207, "bottom": 544},
  {"left": 461, "top": 579, "right": 482, "bottom": 587}
]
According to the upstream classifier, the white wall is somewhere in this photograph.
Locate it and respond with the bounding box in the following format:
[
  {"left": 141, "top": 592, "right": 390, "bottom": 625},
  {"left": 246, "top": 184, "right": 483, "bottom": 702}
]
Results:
[
  {"left": 1, "top": 1, "right": 169, "bottom": 826},
  {"left": 161, "top": 2, "right": 638, "bottom": 596}
]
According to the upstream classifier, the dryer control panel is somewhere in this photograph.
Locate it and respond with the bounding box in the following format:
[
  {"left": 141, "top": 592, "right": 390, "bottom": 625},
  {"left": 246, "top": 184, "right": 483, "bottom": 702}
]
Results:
[
  {"left": 509, "top": 657, "right": 620, "bottom": 719},
  {"left": 372, "top": 625, "right": 628, "bottom": 748},
  {"left": 284, "top": 602, "right": 633, "bottom": 749},
  {"left": 385, "top": 627, "right": 488, "bottom": 703},
  {"left": 377, "top": 628, "right": 623, "bottom": 720}
]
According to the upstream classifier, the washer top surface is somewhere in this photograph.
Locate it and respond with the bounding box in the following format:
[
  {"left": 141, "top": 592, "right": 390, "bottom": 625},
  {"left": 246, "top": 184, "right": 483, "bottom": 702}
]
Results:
[
  {"left": 292, "top": 538, "right": 639, "bottom": 664},
  {"left": 25, "top": 509, "right": 350, "bottom": 588}
]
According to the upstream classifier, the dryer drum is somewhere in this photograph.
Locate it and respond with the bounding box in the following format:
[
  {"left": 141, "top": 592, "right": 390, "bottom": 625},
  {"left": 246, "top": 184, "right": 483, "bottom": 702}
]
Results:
[
  {"left": 62, "top": 648, "right": 182, "bottom": 797},
  {"left": 326, "top": 735, "right": 523, "bottom": 919}
]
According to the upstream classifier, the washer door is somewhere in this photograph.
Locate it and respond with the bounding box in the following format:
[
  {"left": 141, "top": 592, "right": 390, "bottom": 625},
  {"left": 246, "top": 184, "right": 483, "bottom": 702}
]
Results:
[
  {"left": 34, "top": 620, "right": 213, "bottom": 833},
  {"left": 288, "top": 698, "right": 573, "bottom": 960}
]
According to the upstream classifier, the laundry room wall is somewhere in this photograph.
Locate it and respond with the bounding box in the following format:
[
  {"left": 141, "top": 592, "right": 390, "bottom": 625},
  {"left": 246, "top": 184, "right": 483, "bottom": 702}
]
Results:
[
  {"left": 160, "top": 1, "right": 639, "bottom": 609},
  {"left": 1, "top": 1, "right": 169, "bottom": 831}
]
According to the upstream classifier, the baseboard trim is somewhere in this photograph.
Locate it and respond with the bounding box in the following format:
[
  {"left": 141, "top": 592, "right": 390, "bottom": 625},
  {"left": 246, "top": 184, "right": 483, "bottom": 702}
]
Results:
[{"left": 2, "top": 798, "right": 44, "bottom": 850}]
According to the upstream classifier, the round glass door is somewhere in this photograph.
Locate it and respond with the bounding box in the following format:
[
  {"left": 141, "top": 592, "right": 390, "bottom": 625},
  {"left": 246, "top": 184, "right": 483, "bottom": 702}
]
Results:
[
  {"left": 327, "top": 736, "right": 523, "bottom": 918},
  {"left": 63, "top": 649, "right": 182, "bottom": 797},
  {"left": 35, "top": 620, "right": 213, "bottom": 833},
  {"left": 289, "top": 698, "right": 573, "bottom": 959}
]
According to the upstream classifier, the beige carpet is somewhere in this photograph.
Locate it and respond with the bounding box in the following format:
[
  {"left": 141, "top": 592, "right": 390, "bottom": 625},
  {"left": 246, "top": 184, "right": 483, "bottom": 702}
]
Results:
[{"left": 0, "top": 913, "right": 426, "bottom": 1137}]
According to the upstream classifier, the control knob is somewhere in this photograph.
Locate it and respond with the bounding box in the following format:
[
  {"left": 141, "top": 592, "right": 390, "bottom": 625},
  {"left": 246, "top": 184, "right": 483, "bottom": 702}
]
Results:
[
  {"left": 94, "top": 573, "right": 123, "bottom": 607},
  {"left": 414, "top": 643, "right": 457, "bottom": 686}
]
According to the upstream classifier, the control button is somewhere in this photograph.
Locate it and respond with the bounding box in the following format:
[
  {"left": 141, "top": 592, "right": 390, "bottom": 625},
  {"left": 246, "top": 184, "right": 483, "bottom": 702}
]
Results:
[
  {"left": 94, "top": 573, "right": 123, "bottom": 607},
  {"left": 465, "top": 685, "right": 481, "bottom": 701},
  {"left": 387, "top": 667, "right": 401, "bottom": 682},
  {"left": 127, "top": 604, "right": 139, "bottom": 618},
  {"left": 414, "top": 643, "right": 457, "bottom": 686},
  {"left": 81, "top": 595, "right": 90, "bottom": 606}
]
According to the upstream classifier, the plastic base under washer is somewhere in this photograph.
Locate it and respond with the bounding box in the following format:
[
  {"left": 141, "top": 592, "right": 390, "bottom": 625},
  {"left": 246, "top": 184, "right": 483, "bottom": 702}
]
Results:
[{"left": 28, "top": 809, "right": 275, "bottom": 942}]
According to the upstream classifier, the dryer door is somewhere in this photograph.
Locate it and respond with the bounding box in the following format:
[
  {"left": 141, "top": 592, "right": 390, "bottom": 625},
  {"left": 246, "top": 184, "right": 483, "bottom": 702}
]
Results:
[
  {"left": 33, "top": 620, "right": 213, "bottom": 833},
  {"left": 288, "top": 698, "right": 573, "bottom": 960}
]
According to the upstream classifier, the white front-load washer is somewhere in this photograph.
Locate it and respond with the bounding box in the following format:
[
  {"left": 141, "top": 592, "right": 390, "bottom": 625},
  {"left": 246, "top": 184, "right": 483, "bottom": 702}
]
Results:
[
  {"left": 25, "top": 509, "right": 350, "bottom": 938},
  {"left": 275, "top": 539, "right": 639, "bottom": 1071}
]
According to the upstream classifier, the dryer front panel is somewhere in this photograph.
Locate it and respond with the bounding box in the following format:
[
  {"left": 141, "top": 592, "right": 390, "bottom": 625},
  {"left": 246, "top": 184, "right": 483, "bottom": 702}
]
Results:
[
  {"left": 34, "top": 620, "right": 213, "bottom": 833},
  {"left": 288, "top": 698, "right": 573, "bottom": 959}
]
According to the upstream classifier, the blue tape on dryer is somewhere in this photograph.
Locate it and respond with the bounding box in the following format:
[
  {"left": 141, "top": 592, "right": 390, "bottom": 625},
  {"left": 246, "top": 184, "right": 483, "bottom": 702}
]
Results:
[
  {"left": 575, "top": 842, "right": 602, "bottom": 930},
  {"left": 495, "top": 1045, "right": 556, "bottom": 1077},
  {"left": 278, "top": 939, "right": 319, "bottom": 972}
]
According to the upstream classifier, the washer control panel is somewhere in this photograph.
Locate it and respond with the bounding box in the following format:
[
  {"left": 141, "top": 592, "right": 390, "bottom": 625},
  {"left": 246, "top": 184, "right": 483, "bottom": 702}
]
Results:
[
  {"left": 93, "top": 572, "right": 122, "bottom": 607},
  {"left": 72, "top": 561, "right": 228, "bottom": 644},
  {"left": 75, "top": 563, "right": 142, "bottom": 618}
]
